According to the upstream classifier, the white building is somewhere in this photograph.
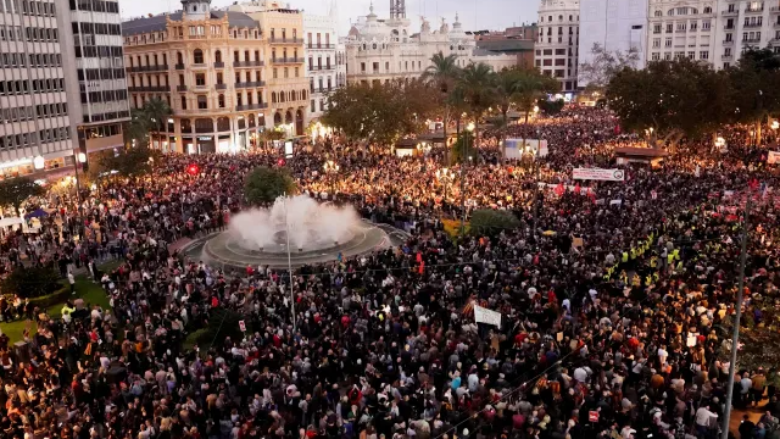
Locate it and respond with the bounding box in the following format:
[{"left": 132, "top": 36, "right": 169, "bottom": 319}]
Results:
[
  {"left": 713, "top": 0, "right": 780, "bottom": 69},
  {"left": 578, "top": 0, "right": 648, "bottom": 88},
  {"left": 303, "top": 6, "right": 346, "bottom": 125},
  {"left": 343, "top": 1, "right": 517, "bottom": 85},
  {"left": 535, "top": 0, "right": 581, "bottom": 92},
  {"left": 645, "top": 1, "right": 717, "bottom": 65}
]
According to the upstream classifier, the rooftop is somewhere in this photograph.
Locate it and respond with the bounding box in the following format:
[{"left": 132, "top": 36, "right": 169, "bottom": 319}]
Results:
[{"left": 122, "top": 10, "right": 260, "bottom": 36}]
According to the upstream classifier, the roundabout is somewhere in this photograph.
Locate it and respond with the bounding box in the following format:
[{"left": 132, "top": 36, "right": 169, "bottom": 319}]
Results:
[{"left": 188, "top": 220, "right": 404, "bottom": 269}]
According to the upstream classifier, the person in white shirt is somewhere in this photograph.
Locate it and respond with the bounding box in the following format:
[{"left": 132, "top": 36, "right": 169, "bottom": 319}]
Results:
[{"left": 695, "top": 405, "right": 717, "bottom": 437}]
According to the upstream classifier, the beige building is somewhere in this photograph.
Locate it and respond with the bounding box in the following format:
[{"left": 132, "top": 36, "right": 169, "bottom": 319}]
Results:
[
  {"left": 228, "top": 1, "right": 308, "bottom": 138},
  {"left": 123, "top": 0, "right": 273, "bottom": 154}
]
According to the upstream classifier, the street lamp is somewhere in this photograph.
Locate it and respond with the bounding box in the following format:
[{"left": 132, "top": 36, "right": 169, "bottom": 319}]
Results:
[
  {"left": 323, "top": 160, "right": 339, "bottom": 195},
  {"left": 436, "top": 167, "right": 453, "bottom": 202},
  {"left": 460, "top": 123, "right": 475, "bottom": 233}
]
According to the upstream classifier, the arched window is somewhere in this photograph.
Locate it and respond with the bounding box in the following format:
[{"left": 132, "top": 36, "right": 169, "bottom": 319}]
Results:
[
  {"left": 703, "top": 6, "right": 712, "bottom": 13},
  {"left": 654, "top": 10, "right": 662, "bottom": 16},
  {"left": 301, "top": 89, "right": 306, "bottom": 100},
  {"left": 181, "top": 118, "right": 191, "bottom": 132},
  {"left": 194, "top": 118, "right": 212, "bottom": 133},
  {"left": 193, "top": 49, "right": 204, "bottom": 64},
  {"left": 271, "top": 92, "right": 277, "bottom": 103},
  {"left": 280, "top": 92, "right": 285, "bottom": 103},
  {"left": 217, "top": 117, "right": 230, "bottom": 131},
  {"left": 558, "top": 15, "right": 563, "bottom": 21},
  {"left": 214, "top": 50, "right": 222, "bottom": 62},
  {"left": 218, "top": 94, "right": 225, "bottom": 108}
]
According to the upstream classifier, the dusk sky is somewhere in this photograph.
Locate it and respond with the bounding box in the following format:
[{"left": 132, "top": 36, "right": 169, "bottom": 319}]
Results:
[{"left": 120, "top": 0, "right": 541, "bottom": 35}]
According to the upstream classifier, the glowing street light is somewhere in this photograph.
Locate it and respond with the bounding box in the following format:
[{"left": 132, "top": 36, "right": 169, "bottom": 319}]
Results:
[{"left": 33, "top": 155, "right": 44, "bottom": 170}]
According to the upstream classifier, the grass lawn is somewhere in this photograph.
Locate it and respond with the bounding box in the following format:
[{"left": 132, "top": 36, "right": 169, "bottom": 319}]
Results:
[{"left": 0, "top": 266, "right": 114, "bottom": 343}]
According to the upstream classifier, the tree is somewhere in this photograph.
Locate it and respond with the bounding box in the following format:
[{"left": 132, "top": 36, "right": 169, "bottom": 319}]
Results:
[
  {"left": 423, "top": 52, "right": 462, "bottom": 156},
  {"left": 457, "top": 62, "right": 496, "bottom": 153},
  {"left": 98, "top": 147, "right": 159, "bottom": 179},
  {"left": 450, "top": 132, "right": 477, "bottom": 164},
  {"left": 606, "top": 58, "right": 733, "bottom": 147},
  {"left": 244, "top": 166, "right": 296, "bottom": 206},
  {"left": 538, "top": 98, "right": 565, "bottom": 115},
  {"left": 323, "top": 80, "right": 438, "bottom": 145},
  {"left": 579, "top": 43, "right": 640, "bottom": 92},
  {"left": 1, "top": 265, "right": 61, "bottom": 298},
  {"left": 469, "top": 209, "right": 520, "bottom": 236},
  {"left": 728, "top": 51, "right": 780, "bottom": 142},
  {"left": 126, "top": 98, "right": 173, "bottom": 148},
  {"left": 0, "top": 177, "right": 45, "bottom": 216},
  {"left": 259, "top": 128, "right": 286, "bottom": 150}
]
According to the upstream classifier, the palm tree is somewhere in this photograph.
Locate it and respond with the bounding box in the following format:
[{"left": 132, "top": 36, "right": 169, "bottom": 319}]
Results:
[
  {"left": 142, "top": 97, "right": 173, "bottom": 149},
  {"left": 493, "top": 69, "right": 522, "bottom": 159},
  {"left": 422, "top": 52, "right": 461, "bottom": 159},
  {"left": 457, "top": 62, "right": 495, "bottom": 156}
]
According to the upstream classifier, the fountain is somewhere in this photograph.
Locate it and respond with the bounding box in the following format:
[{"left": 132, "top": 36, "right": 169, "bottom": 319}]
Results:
[{"left": 189, "top": 195, "right": 406, "bottom": 269}]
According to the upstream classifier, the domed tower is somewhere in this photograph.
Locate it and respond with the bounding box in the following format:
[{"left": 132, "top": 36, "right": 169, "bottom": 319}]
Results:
[{"left": 182, "top": 0, "right": 211, "bottom": 21}]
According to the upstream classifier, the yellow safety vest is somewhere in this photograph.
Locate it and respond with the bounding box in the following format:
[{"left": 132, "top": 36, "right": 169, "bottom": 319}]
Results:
[
  {"left": 667, "top": 254, "right": 674, "bottom": 265},
  {"left": 622, "top": 252, "right": 629, "bottom": 263},
  {"left": 673, "top": 249, "right": 680, "bottom": 261}
]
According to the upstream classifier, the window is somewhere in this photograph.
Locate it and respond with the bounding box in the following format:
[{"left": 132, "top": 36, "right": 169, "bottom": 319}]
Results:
[
  {"left": 653, "top": 38, "right": 660, "bottom": 48},
  {"left": 700, "top": 51, "right": 709, "bottom": 60},
  {"left": 653, "top": 24, "right": 661, "bottom": 34},
  {"left": 197, "top": 95, "right": 207, "bottom": 109},
  {"left": 236, "top": 93, "right": 242, "bottom": 106},
  {"left": 555, "top": 48, "right": 566, "bottom": 55},
  {"left": 181, "top": 96, "right": 187, "bottom": 110},
  {"left": 217, "top": 72, "right": 223, "bottom": 84},
  {"left": 665, "top": 38, "right": 672, "bottom": 47},
  {"left": 215, "top": 50, "right": 222, "bottom": 62},
  {"left": 704, "top": 6, "right": 712, "bottom": 13},
  {"left": 666, "top": 24, "right": 673, "bottom": 33},
  {"left": 195, "top": 73, "right": 205, "bottom": 86},
  {"left": 273, "top": 68, "right": 278, "bottom": 79},
  {"left": 688, "top": 51, "right": 695, "bottom": 59},
  {"left": 725, "top": 47, "right": 732, "bottom": 56},
  {"left": 654, "top": 10, "right": 662, "bottom": 17},
  {"left": 651, "top": 52, "right": 660, "bottom": 61},
  {"left": 311, "top": 100, "right": 315, "bottom": 112}
]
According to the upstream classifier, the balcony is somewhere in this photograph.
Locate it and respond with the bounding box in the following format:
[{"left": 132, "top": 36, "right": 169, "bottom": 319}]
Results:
[
  {"left": 214, "top": 61, "right": 225, "bottom": 68},
  {"left": 745, "top": 6, "right": 764, "bottom": 13},
  {"left": 216, "top": 83, "right": 227, "bottom": 90},
  {"left": 128, "top": 64, "right": 169, "bottom": 73},
  {"left": 308, "top": 65, "right": 335, "bottom": 72},
  {"left": 722, "top": 39, "right": 734, "bottom": 44},
  {"left": 177, "top": 85, "right": 188, "bottom": 92},
  {"left": 235, "top": 103, "right": 268, "bottom": 111},
  {"left": 273, "top": 57, "right": 303, "bottom": 65},
  {"left": 724, "top": 24, "right": 735, "bottom": 30},
  {"left": 233, "top": 60, "right": 265, "bottom": 68},
  {"left": 193, "top": 83, "right": 209, "bottom": 91},
  {"left": 191, "top": 63, "right": 207, "bottom": 69},
  {"left": 722, "top": 10, "right": 739, "bottom": 16},
  {"left": 307, "top": 43, "right": 336, "bottom": 49},
  {"left": 128, "top": 85, "right": 171, "bottom": 92},
  {"left": 269, "top": 37, "right": 303, "bottom": 45},
  {"left": 772, "top": 6, "right": 780, "bottom": 13},
  {"left": 722, "top": 54, "right": 734, "bottom": 60},
  {"left": 743, "top": 38, "right": 762, "bottom": 44},
  {"left": 744, "top": 22, "right": 763, "bottom": 28},
  {"left": 235, "top": 81, "right": 266, "bottom": 88},
  {"left": 175, "top": 63, "right": 185, "bottom": 70}
]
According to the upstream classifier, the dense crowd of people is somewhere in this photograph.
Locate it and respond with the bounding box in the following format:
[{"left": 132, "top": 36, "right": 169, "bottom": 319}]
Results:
[{"left": 0, "top": 106, "right": 780, "bottom": 439}]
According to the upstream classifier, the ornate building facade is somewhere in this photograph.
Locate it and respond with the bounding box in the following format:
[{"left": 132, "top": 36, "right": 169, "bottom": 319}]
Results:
[
  {"left": 303, "top": 7, "right": 347, "bottom": 125},
  {"left": 123, "top": 0, "right": 266, "bottom": 153},
  {"left": 343, "top": 1, "right": 517, "bottom": 86}
]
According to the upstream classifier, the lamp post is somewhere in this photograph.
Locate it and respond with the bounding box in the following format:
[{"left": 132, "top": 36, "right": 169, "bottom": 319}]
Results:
[
  {"left": 460, "top": 122, "right": 475, "bottom": 234},
  {"left": 323, "top": 160, "right": 339, "bottom": 196},
  {"left": 73, "top": 152, "right": 86, "bottom": 206},
  {"left": 436, "top": 167, "right": 453, "bottom": 204}
]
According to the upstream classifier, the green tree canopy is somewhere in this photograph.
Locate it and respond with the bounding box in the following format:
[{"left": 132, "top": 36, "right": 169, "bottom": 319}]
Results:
[
  {"left": 0, "top": 177, "right": 45, "bottom": 216},
  {"left": 126, "top": 98, "right": 173, "bottom": 148},
  {"left": 95, "top": 147, "right": 160, "bottom": 179},
  {"left": 606, "top": 58, "right": 733, "bottom": 145},
  {"left": 244, "top": 166, "right": 297, "bottom": 206},
  {"left": 1, "top": 265, "right": 61, "bottom": 298},
  {"left": 322, "top": 80, "right": 438, "bottom": 143},
  {"left": 470, "top": 209, "right": 520, "bottom": 236}
]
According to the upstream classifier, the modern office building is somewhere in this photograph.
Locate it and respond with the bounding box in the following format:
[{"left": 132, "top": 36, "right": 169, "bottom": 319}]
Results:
[
  {"left": 578, "top": 0, "right": 647, "bottom": 88},
  {"left": 535, "top": 0, "right": 581, "bottom": 92},
  {"left": 0, "top": 0, "right": 74, "bottom": 179},
  {"left": 303, "top": 7, "right": 346, "bottom": 126},
  {"left": 60, "top": 0, "right": 131, "bottom": 162},
  {"left": 343, "top": 1, "right": 517, "bottom": 85}
]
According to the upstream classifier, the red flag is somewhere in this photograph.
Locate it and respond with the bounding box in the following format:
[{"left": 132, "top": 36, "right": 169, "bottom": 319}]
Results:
[
  {"left": 418, "top": 261, "right": 425, "bottom": 274},
  {"left": 554, "top": 183, "right": 565, "bottom": 196},
  {"left": 574, "top": 183, "right": 581, "bottom": 195},
  {"left": 750, "top": 179, "right": 760, "bottom": 191},
  {"left": 416, "top": 252, "right": 422, "bottom": 263}
]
